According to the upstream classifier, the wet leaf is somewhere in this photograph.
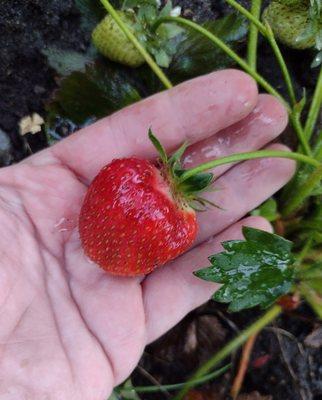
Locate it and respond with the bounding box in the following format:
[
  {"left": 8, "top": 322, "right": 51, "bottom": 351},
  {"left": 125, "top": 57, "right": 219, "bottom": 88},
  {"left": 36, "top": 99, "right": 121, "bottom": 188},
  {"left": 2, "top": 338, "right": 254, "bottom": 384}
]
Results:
[
  {"left": 47, "top": 61, "right": 141, "bottom": 125},
  {"left": 169, "top": 14, "right": 247, "bottom": 81},
  {"left": 195, "top": 227, "right": 295, "bottom": 312}
]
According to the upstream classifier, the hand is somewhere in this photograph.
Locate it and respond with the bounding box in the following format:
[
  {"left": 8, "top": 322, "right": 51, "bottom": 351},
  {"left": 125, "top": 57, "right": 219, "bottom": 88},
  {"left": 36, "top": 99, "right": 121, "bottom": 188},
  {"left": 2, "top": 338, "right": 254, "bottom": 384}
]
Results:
[{"left": 0, "top": 70, "right": 295, "bottom": 399}]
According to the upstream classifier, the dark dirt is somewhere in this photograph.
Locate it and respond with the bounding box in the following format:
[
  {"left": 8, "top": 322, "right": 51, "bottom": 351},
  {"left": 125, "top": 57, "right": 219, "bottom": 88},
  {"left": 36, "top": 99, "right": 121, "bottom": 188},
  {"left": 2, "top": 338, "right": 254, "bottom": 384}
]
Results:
[
  {"left": 132, "top": 303, "right": 322, "bottom": 400},
  {"left": 0, "top": 1, "right": 321, "bottom": 399},
  {"left": 0, "top": 0, "right": 89, "bottom": 161},
  {"left": 0, "top": 0, "right": 318, "bottom": 163}
]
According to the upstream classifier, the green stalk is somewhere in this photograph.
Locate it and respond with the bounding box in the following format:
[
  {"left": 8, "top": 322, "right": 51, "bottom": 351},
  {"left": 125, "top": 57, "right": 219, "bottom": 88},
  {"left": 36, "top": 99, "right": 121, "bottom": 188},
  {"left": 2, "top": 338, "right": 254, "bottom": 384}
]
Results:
[
  {"left": 154, "top": 16, "right": 288, "bottom": 109},
  {"left": 264, "top": 23, "right": 297, "bottom": 106},
  {"left": 120, "top": 364, "right": 230, "bottom": 394},
  {"left": 154, "top": 16, "right": 312, "bottom": 155},
  {"left": 290, "top": 112, "right": 312, "bottom": 156},
  {"left": 247, "top": 0, "right": 262, "bottom": 70},
  {"left": 225, "top": 0, "right": 266, "bottom": 33},
  {"left": 296, "top": 237, "right": 314, "bottom": 264},
  {"left": 281, "top": 164, "right": 322, "bottom": 216},
  {"left": 178, "top": 150, "right": 320, "bottom": 184},
  {"left": 99, "top": 0, "right": 173, "bottom": 89},
  {"left": 174, "top": 305, "right": 282, "bottom": 400},
  {"left": 225, "top": 0, "right": 311, "bottom": 155},
  {"left": 225, "top": 0, "right": 297, "bottom": 106},
  {"left": 300, "top": 284, "right": 322, "bottom": 319},
  {"left": 304, "top": 66, "right": 322, "bottom": 141}
]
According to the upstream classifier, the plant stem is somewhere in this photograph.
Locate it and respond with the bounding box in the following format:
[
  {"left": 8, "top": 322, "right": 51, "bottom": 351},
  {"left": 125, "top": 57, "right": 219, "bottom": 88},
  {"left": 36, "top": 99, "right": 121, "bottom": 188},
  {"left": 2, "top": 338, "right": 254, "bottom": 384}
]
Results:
[
  {"left": 281, "top": 164, "right": 322, "bottom": 216},
  {"left": 289, "top": 112, "right": 312, "bottom": 156},
  {"left": 99, "top": 0, "right": 173, "bottom": 89},
  {"left": 225, "top": 0, "right": 312, "bottom": 155},
  {"left": 300, "top": 284, "right": 322, "bottom": 319},
  {"left": 154, "top": 16, "right": 288, "bottom": 109},
  {"left": 296, "top": 237, "right": 314, "bottom": 265},
  {"left": 247, "top": 0, "right": 262, "bottom": 70},
  {"left": 155, "top": 15, "right": 312, "bottom": 155},
  {"left": 120, "top": 364, "right": 230, "bottom": 394},
  {"left": 174, "top": 305, "right": 282, "bottom": 400},
  {"left": 178, "top": 150, "right": 320, "bottom": 183},
  {"left": 225, "top": 0, "right": 297, "bottom": 106},
  {"left": 264, "top": 23, "right": 297, "bottom": 106},
  {"left": 304, "top": 66, "right": 322, "bottom": 141},
  {"left": 231, "top": 333, "right": 258, "bottom": 399},
  {"left": 226, "top": 0, "right": 266, "bottom": 33}
]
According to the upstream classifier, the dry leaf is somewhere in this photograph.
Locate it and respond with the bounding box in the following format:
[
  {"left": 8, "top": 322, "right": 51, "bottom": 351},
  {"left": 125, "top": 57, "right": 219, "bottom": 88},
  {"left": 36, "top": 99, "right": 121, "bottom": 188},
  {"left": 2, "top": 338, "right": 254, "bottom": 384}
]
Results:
[{"left": 19, "top": 113, "right": 44, "bottom": 135}]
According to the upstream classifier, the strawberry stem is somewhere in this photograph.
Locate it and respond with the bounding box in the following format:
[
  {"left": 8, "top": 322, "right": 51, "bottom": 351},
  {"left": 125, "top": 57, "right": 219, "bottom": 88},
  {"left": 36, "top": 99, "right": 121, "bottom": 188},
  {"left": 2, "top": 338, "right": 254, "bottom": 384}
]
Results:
[
  {"left": 247, "top": 0, "right": 262, "bottom": 70},
  {"left": 174, "top": 305, "right": 282, "bottom": 400},
  {"left": 99, "top": 0, "right": 173, "bottom": 89},
  {"left": 281, "top": 163, "right": 322, "bottom": 216},
  {"left": 153, "top": 15, "right": 313, "bottom": 157},
  {"left": 178, "top": 150, "right": 321, "bottom": 184},
  {"left": 304, "top": 65, "right": 322, "bottom": 141},
  {"left": 153, "top": 16, "right": 288, "bottom": 109},
  {"left": 225, "top": 0, "right": 297, "bottom": 106}
]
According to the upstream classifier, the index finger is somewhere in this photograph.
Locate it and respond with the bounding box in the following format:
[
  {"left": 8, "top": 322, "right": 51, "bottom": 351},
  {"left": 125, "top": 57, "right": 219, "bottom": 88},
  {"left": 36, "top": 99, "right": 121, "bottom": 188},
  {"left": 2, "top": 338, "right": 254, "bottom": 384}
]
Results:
[{"left": 45, "top": 70, "right": 257, "bottom": 181}]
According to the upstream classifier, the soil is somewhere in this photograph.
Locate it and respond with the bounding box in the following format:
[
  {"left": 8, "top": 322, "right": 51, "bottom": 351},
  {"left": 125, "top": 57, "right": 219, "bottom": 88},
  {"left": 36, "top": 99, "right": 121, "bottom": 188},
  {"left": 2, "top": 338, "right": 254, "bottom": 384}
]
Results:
[
  {"left": 0, "top": 0, "right": 89, "bottom": 162},
  {"left": 0, "top": 1, "right": 321, "bottom": 399}
]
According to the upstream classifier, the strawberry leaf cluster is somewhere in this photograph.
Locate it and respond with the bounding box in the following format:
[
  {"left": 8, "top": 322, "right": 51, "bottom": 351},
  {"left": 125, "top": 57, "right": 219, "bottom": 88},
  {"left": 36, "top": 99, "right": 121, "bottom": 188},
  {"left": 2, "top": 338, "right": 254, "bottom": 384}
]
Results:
[{"left": 119, "top": 0, "right": 184, "bottom": 67}]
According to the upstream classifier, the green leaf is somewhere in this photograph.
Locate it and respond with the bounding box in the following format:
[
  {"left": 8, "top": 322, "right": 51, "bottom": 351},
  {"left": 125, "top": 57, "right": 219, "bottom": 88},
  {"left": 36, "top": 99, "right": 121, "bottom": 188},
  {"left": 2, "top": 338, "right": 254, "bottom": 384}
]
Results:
[
  {"left": 251, "top": 198, "right": 278, "bottom": 222},
  {"left": 159, "top": 0, "right": 173, "bottom": 17},
  {"left": 122, "top": 0, "right": 157, "bottom": 10},
  {"left": 153, "top": 49, "right": 171, "bottom": 68},
  {"left": 195, "top": 227, "right": 295, "bottom": 312},
  {"left": 298, "top": 261, "right": 322, "bottom": 294},
  {"left": 179, "top": 173, "right": 214, "bottom": 196},
  {"left": 169, "top": 142, "right": 188, "bottom": 170},
  {"left": 169, "top": 14, "right": 247, "bottom": 81},
  {"left": 47, "top": 61, "right": 141, "bottom": 125},
  {"left": 294, "top": 89, "right": 307, "bottom": 116},
  {"left": 42, "top": 46, "right": 96, "bottom": 76},
  {"left": 300, "top": 269, "right": 322, "bottom": 319},
  {"left": 148, "top": 129, "right": 168, "bottom": 163}
]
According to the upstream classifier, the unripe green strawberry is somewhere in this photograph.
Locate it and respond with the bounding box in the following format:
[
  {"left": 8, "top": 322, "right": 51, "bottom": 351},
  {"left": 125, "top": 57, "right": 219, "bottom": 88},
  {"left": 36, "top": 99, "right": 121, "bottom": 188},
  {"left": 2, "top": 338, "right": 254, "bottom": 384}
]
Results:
[
  {"left": 92, "top": 12, "right": 145, "bottom": 67},
  {"left": 263, "top": 2, "right": 321, "bottom": 49}
]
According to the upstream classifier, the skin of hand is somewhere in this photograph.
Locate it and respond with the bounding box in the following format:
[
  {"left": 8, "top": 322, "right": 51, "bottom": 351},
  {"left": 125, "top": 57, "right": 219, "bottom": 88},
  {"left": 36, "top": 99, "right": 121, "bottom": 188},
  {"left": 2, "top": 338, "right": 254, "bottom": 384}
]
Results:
[{"left": 0, "top": 70, "right": 295, "bottom": 400}]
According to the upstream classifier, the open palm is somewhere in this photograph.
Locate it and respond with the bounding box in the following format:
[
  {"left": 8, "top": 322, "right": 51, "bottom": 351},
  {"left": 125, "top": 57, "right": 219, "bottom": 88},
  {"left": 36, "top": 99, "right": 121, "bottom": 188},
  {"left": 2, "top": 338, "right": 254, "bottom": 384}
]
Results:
[{"left": 0, "top": 70, "right": 295, "bottom": 400}]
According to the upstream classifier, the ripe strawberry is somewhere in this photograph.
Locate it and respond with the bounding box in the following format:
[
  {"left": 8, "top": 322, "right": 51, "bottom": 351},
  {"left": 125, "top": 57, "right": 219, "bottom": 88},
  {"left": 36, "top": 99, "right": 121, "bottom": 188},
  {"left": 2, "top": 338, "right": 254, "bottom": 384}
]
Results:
[
  {"left": 92, "top": 12, "right": 145, "bottom": 67},
  {"left": 262, "top": 2, "right": 322, "bottom": 49},
  {"left": 79, "top": 132, "right": 213, "bottom": 276}
]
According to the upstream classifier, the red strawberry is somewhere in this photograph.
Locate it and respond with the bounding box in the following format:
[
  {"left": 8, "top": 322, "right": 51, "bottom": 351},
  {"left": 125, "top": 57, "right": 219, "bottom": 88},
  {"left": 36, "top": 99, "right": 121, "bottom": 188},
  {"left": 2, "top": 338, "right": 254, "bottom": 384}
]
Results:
[{"left": 79, "top": 132, "right": 213, "bottom": 276}]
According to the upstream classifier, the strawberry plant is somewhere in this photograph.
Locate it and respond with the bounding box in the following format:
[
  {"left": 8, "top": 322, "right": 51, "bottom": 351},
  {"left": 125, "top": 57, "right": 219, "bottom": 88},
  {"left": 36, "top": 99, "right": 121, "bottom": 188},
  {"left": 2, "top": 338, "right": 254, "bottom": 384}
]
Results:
[{"left": 42, "top": 0, "right": 322, "bottom": 397}]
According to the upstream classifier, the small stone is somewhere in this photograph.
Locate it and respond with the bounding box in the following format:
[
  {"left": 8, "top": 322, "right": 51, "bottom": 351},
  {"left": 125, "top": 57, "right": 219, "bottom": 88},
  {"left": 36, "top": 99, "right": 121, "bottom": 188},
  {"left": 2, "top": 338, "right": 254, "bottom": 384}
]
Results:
[
  {"left": 33, "top": 85, "right": 46, "bottom": 95},
  {"left": 0, "top": 129, "right": 13, "bottom": 166},
  {"left": 304, "top": 326, "right": 322, "bottom": 349}
]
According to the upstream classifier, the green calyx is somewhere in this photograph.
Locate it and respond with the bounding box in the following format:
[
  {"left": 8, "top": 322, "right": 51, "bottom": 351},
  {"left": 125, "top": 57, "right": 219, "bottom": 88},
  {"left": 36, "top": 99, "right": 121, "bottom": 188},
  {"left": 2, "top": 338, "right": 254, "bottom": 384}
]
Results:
[{"left": 149, "top": 130, "right": 216, "bottom": 211}]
